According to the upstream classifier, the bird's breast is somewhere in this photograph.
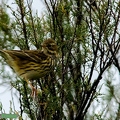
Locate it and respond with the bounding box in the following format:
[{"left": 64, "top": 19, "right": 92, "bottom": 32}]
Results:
[{"left": 17, "top": 57, "right": 53, "bottom": 80}]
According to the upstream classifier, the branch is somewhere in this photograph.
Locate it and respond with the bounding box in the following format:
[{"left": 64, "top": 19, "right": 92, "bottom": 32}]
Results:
[{"left": 18, "top": 0, "right": 29, "bottom": 49}]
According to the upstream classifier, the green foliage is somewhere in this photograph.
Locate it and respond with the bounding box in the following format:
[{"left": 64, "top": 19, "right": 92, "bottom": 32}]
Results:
[
  {"left": 0, "top": 4, "right": 14, "bottom": 49},
  {"left": 0, "top": 0, "right": 120, "bottom": 120}
]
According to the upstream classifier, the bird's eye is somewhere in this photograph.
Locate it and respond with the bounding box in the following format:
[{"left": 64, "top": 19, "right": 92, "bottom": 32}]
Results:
[{"left": 47, "top": 44, "right": 52, "bottom": 48}]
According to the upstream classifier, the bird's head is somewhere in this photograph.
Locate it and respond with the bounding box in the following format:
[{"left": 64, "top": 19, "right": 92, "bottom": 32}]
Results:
[{"left": 41, "top": 38, "right": 58, "bottom": 58}]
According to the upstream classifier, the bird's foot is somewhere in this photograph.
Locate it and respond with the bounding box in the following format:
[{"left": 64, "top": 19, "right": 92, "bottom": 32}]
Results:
[{"left": 31, "top": 87, "right": 41, "bottom": 97}]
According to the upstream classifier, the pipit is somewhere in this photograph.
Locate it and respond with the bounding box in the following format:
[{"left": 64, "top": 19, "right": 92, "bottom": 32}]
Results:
[{"left": 0, "top": 38, "right": 58, "bottom": 95}]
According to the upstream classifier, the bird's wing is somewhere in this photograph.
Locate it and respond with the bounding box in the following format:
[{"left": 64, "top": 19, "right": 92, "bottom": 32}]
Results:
[{"left": 0, "top": 50, "right": 47, "bottom": 63}]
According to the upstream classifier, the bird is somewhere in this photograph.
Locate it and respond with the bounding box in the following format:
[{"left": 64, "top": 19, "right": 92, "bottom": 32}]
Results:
[{"left": 0, "top": 38, "right": 58, "bottom": 95}]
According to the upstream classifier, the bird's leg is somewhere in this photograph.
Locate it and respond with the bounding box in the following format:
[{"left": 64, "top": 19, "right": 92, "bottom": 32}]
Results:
[{"left": 25, "top": 79, "right": 38, "bottom": 96}]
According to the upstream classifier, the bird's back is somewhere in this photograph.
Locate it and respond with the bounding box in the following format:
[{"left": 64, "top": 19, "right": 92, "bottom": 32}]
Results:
[{"left": 0, "top": 50, "right": 53, "bottom": 80}]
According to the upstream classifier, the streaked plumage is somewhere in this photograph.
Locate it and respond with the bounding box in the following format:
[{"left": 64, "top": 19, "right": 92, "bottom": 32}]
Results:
[{"left": 0, "top": 38, "right": 58, "bottom": 95}]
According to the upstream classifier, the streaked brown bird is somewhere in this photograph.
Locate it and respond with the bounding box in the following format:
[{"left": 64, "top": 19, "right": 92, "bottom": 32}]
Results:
[{"left": 0, "top": 38, "right": 58, "bottom": 95}]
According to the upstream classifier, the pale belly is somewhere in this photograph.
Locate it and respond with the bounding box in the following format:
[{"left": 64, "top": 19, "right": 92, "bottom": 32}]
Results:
[{"left": 18, "top": 69, "right": 50, "bottom": 80}]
